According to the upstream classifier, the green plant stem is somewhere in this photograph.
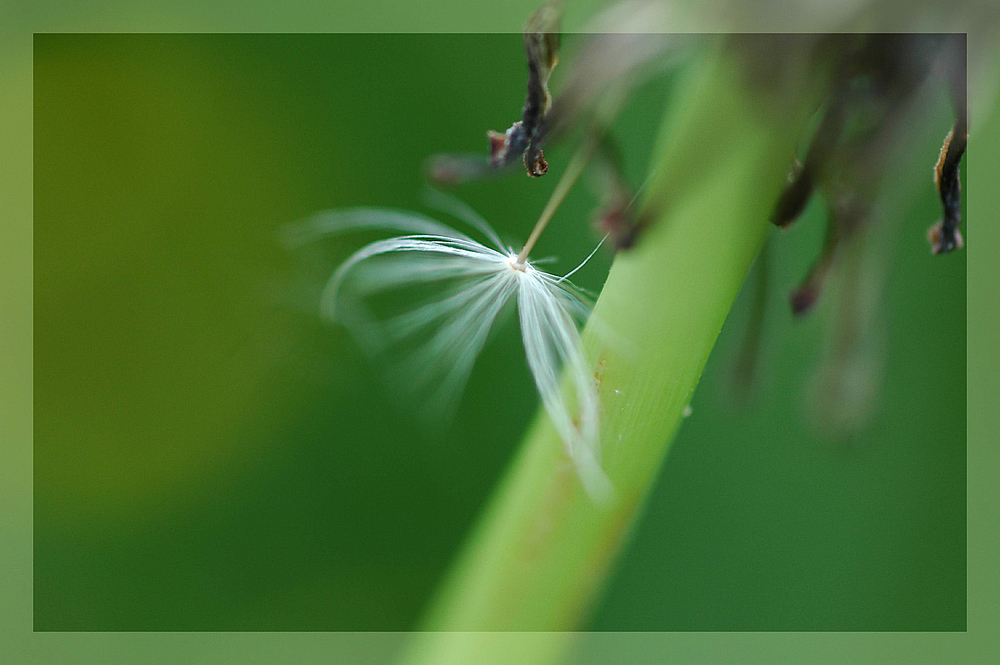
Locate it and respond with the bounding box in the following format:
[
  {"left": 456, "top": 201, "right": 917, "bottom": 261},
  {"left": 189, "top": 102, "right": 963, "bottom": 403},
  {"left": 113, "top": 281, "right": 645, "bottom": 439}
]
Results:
[{"left": 401, "top": 45, "right": 822, "bottom": 665}]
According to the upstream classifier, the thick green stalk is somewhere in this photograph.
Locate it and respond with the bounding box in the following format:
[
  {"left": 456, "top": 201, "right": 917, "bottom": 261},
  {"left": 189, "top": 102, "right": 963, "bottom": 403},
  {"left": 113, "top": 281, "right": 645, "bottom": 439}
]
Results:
[{"left": 401, "top": 45, "right": 821, "bottom": 665}]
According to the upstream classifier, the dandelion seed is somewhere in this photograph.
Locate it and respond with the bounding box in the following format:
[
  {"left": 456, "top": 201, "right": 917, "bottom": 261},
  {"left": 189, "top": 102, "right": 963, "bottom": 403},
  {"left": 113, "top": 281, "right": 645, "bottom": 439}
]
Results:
[{"left": 286, "top": 193, "right": 611, "bottom": 500}]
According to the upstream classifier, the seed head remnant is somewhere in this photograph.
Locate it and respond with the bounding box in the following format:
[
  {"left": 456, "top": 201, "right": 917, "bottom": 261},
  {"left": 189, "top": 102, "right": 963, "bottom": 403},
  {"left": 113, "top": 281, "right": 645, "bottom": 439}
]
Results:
[{"left": 285, "top": 190, "right": 611, "bottom": 500}]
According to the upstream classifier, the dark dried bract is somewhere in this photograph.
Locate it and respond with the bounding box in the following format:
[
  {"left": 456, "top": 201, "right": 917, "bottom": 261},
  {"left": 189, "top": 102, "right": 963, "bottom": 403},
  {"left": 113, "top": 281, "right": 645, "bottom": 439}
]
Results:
[
  {"left": 486, "top": 2, "right": 562, "bottom": 178},
  {"left": 770, "top": 78, "right": 850, "bottom": 228},
  {"left": 928, "top": 125, "right": 967, "bottom": 254},
  {"left": 789, "top": 192, "right": 867, "bottom": 316},
  {"left": 768, "top": 34, "right": 967, "bottom": 314},
  {"left": 428, "top": 1, "right": 669, "bottom": 197}
]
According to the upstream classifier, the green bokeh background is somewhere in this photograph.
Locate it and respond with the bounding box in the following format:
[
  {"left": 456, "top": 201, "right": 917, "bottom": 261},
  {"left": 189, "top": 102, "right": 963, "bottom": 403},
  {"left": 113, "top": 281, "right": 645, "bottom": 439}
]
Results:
[{"left": 33, "top": 34, "right": 965, "bottom": 632}]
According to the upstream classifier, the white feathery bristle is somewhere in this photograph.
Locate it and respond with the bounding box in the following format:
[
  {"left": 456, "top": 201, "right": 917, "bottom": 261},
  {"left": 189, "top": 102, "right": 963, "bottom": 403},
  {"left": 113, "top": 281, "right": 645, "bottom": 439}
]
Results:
[
  {"left": 286, "top": 194, "right": 611, "bottom": 499},
  {"left": 516, "top": 264, "right": 611, "bottom": 500}
]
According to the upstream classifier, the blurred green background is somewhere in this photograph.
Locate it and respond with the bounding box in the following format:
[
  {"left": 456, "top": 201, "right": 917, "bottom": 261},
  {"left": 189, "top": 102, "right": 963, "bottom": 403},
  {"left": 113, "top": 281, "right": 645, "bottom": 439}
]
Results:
[{"left": 33, "top": 34, "right": 965, "bottom": 632}]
